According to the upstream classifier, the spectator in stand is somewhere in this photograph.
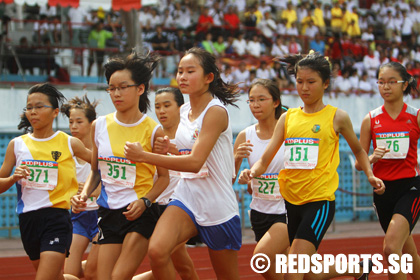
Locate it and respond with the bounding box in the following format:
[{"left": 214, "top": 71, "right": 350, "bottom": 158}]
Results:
[
  {"left": 170, "top": 29, "right": 193, "bottom": 53},
  {"left": 309, "top": 33, "right": 325, "bottom": 55},
  {"left": 346, "top": 7, "right": 361, "bottom": 37},
  {"left": 221, "top": 64, "right": 234, "bottom": 83},
  {"left": 300, "top": 7, "right": 313, "bottom": 34},
  {"left": 245, "top": 69, "right": 258, "bottom": 88},
  {"left": 68, "top": 5, "right": 90, "bottom": 47},
  {"left": 341, "top": 33, "right": 353, "bottom": 61},
  {"left": 336, "top": 67, "right": 354, "bottom": 97},
  {"left": 409, "top": 61, "right": 420, "bottom": 82},
  {"left": 304, "top": 20, "right": 319, "bottom": 39},
  {"left": 246, "top": 34, "right": 262, "bottom": 58},
  {"left": 286, "top": 21, "right": 299, "bottom": 36},
  {"left": 196, "top": 6, "right": 214, "bottom": 41},
  {"left": 39, "top": 3, "right": 57, "bottom": 18},
  {"left": 161, "top": 8, "right": 176, "bottom": 29},
  {"left": 151, "top": 25, "right": 169, "bottom": 78},
  {"left": 394, "top": 7, "right": 404, "bottom": 31},
  {"left": 224, "top": 35, "right": 235, "bottom": 55},
  {"left": 353, "top": 37, "right": 368, "bottom": 62},
  {"left": 33, "top": 14, "right": 50, "bottom": 46},
  {"left": 288, "top": 36, "right": 301, "bottom": 55},
  {"left": 209, "top": 1, "right": 224, "bottom": 27},
  {"left": 258, "top": 11, "right": 276, "bottom": 47},
  {"left": 330, "top": 1, "right": 343, "bottom": 35},
  {"left": 378, "top": 48, "right": 391, "bottom": 66},
  {"left": 271, "top": 37, "right": 288, "bottom": 57},
  {"left": 233, "top": 0, "right": 246, "bottom": 15},
  {"left": 223, "top": 5, "right": 240, "bottom": 36},
  {"left": 401, "top": 9, "right": 414, "bottom": 46},
  {"left": 296, "top": 2, "right": 309, "bottom": 30},
  {"left": 138, "top": 6, "right": 153, "bottom": 28},
  {"left": 349, "top": 67, "right": 359, "bottom": 90},
  {"left": 313, "top": 1, "right": 326, "bottom": 34},
  {"left": 398, "top": 0, "right": 411, "bottom": 13},
  {"left": 244, "top": 4, "right": 263, "bottom": 38},
  {"left": 328, "top": 34, "right": 343, "bottom": 66},
  {"left": 370, "top": 0, "right": 383, "bottom": 15},
  {"left": 149, "top": 8, "right": 162, "bottom": 29},
  {"left": 363, "top": 48, "right": 381, "bottom": 81},
  {"left": 276, "top": 18, "right": 287, "bottom": 36},
  {"left": 173, "top": 2, "right": 192, "bottom": 30},
  {"left": 151, "top": 25, "right": 169, "bottom": 53},
  {"left": 87, "top": 20, "right": 114, "bottom": 77},
  {"left": 213, "top": 35, "right": 227, "bottom": 57},
  {"left": 410, "top": 4, "right": 420, "bottom": 34},
  {"left": 281, "top": 2, "right": 297, "bottom": 30},
  {"left": 391, "top": 30, "right": 402, "bottom": 45},
  {"left": 256, "top": 61, "right": 275, "bottom": 80},
  {"left": 361, "top": 25, "right": 375, "bottom": 43},
  {"left": 411, "top": 45, "right": 420, "bottom": 63},
  {"left": 233, "top": 61, "right": 250, "bottom": 86},
  {"left": 358, "top": 12, "right": 369, "bottom": 34},
  {"left": 232, "top": 31, "right": 247, "bottom": 56},
  {"left": 272, "top": 61, "right": 293, "bottom": 90},
  {"left": 341, "top": 4, "right": 351, "bottom": 34},
  {"left": 11, "top": 36, "right": 35, "bottom": 75},
  {"left": 49, "top": 15, "right": 61, "bottom": 45},
  {"left": 323, "top": 3, "right": 332, "bottom": 28},
  {"left": 209, "top": 1, "right": 224, "bottom": 38},
  {"left": 384, "top": 10, "right": 396, "bottom": 41},
  {"left": 258, "top": 0, "right": 272, "bottom": 15},
  {"left": 200, "top": 32, "right": 216, "bottom": 54},
  {"left": 357, "top": 71, "right": 375, "bottom": 96}
]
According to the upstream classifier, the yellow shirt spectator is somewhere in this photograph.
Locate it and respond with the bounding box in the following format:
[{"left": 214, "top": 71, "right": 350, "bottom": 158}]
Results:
[
  {"left": 313, "top": 7, "right": 325, "bottom": 28},
  {"left": 281, "top": 4, "right": 297, "bottom": 29},
  {"left": 301, "top": 14, "right": 316, "bottom": 35},
  {"left": 341, "top": 9, "right": 351, "bottom": 32},
  {"left": 346, "top": 11, "right": 360, "bottom": 37},
  {"left": 331, "top": 5, "right": 342, "bottom": 31}
]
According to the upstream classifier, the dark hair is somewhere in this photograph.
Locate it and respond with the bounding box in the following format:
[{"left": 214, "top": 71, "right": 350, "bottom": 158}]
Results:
[
  {"left": 248, "top": 79, "right": 283, "bottom": 119},
  {"left": 378, "top": 61, "right": 419, "bottom": 96},
  {"left": 104, "top": 51, "right": 160, "bottom": 113},
  {"left": 155, "top": 87, "right": 184, "bottom": 107},
  {"left": 61, "top": 95, "right": 99, "bottom": 123},
  {"left": 278, "top": 51, "right": 331, "bottom": 83},
  {"left": 18, "top": 83, "right": 66, "bottom": 133},
  {"left": 182, "top": 47, "right": 239, "bottom": 107}
]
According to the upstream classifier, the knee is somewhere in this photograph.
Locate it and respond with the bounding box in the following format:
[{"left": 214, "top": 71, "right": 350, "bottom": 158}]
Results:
[
  {"left": 148, "top": 243, "right": 170, "bottom": 266},
  {"left": 383, "top": 241, "right": 402, "bottom": 258},
  {"left": 175, "top": 264, "right": 196, "bottom": 280}
]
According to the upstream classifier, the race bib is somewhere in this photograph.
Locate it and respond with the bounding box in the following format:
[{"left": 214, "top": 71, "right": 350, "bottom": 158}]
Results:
[
  {"left": 98, "top": 156, "right": 136, "bottom": 188},
  {"left": 252, "top": 173, "right": 281, "bottom": 200},
  {"left": 178, "top": 149, "right": 209, "bottom": 178},
  {"left": 284, "top": 138, "right": 319, "bottom": 169},
  {"left": 21, "top": 160, "right": 58, "bottom": 190},
  {"left": 376, "top": 131, "right": 409, "bottom": 159}
]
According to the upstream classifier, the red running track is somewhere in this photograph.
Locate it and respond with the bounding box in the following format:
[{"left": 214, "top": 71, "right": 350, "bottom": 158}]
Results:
[{"left": 1, "top": 235, "right": 419, "bottom": 279}]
